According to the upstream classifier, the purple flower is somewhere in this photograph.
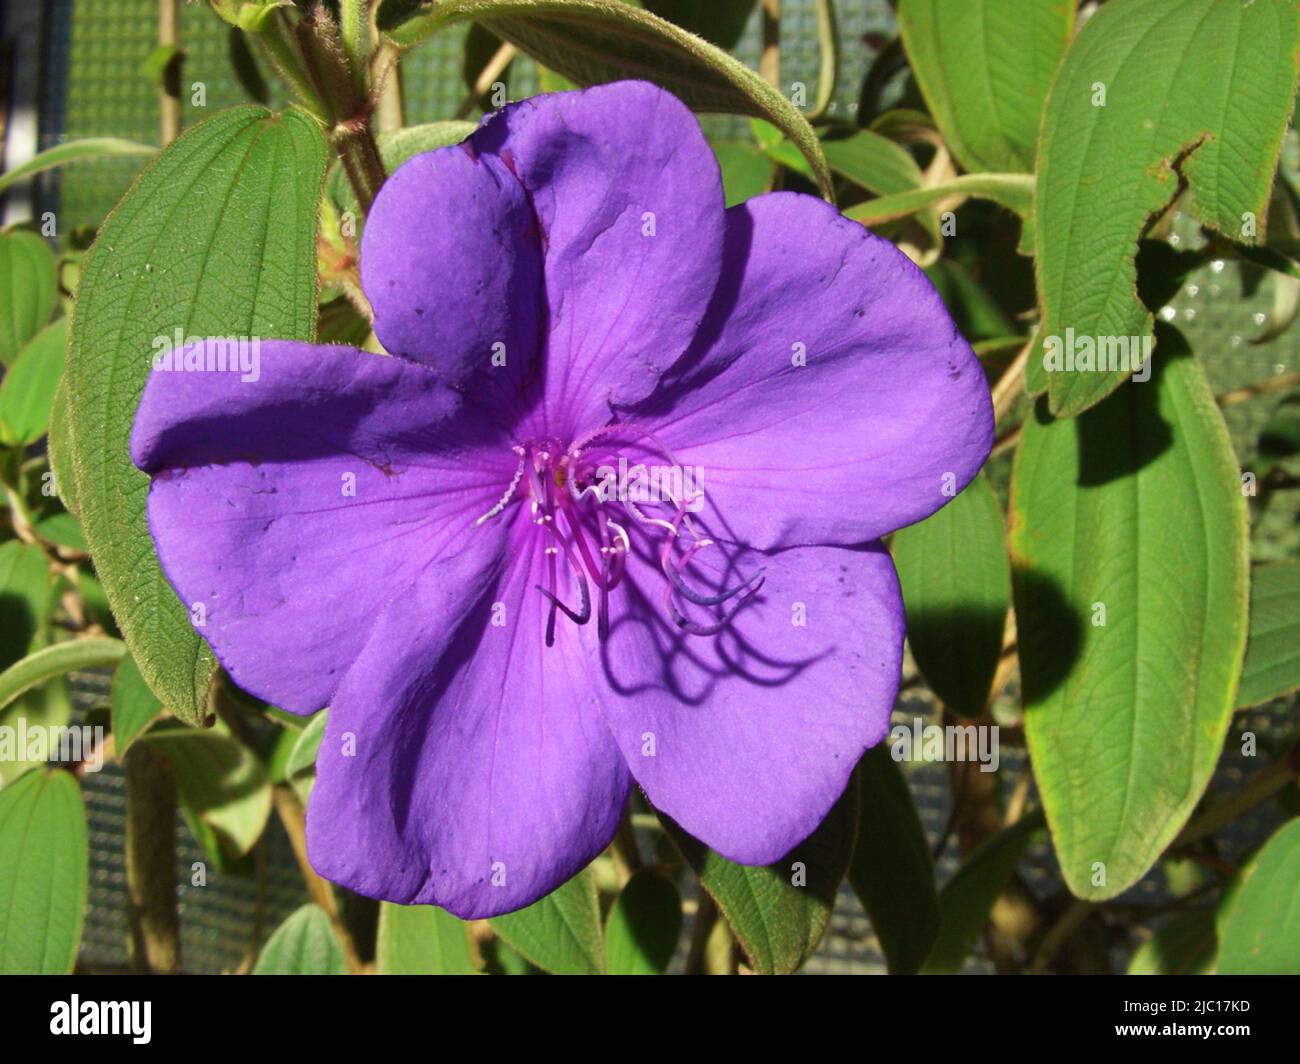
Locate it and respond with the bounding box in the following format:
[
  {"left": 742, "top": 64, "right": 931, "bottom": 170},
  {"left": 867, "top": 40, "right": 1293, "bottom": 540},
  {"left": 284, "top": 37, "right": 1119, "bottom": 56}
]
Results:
[{"left": 131, "top": 81, "right": 992, "bottom": 918}]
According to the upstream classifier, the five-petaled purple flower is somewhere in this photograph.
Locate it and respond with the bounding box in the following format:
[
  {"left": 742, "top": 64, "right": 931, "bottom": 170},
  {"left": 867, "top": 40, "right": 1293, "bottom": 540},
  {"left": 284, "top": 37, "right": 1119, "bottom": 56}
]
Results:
[{"left": 131, "top": 81, "right": 993, "bottom": 918}]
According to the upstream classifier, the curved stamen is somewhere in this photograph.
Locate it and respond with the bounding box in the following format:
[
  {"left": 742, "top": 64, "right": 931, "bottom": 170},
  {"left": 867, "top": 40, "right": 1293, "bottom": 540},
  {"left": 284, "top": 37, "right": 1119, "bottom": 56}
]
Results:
[
  {"left": 663, "top": 537, "right": 765, "bottom": 607},
  {"left": 473, "top": 448, "right": 527, "bottom": 526},
  {"left": 667, "top": 576, "right": 766, "bottom": 637},
  {"left": 473, "top": 432, "right": 759, "bottom": 645},
  {"left": 536, "top": 572, "right": 591, "bottom": 629}
]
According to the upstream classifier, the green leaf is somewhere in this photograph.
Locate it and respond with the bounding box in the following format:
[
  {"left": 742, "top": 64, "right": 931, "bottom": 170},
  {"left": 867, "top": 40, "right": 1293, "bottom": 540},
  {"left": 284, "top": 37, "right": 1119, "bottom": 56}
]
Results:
[
  {"left": 490, "top": 868, "right": 605, "bottom": 974},
  {"left": 45, "top": 378, "right": 78, "bottom": 517},
  {"left": 0, "top": 638, "right": 126, "bottom": 713},
  {"left": 109, "top": 652, "right": 164, "bottom": 754},
  {"left": 139, "top": 728, "right": 271, "bottom": 858},
  {"left": 141, "top": 44, "right": 183, "bottom": 89},
  {"left": 1216, "top": 817, "right": 1300, "bottom": 974},
  {"left": 921, "top": 809, "right": 1045, "bottom": 974},
  {"left": 380, "top": 0, "right": 834, "bottom": 199},
  {"left": 1127, "top": 907, "right": 1216, "bottom": 975},
  {"left": 64, "top": 106, "right": 326, "bottom": 725},
  {"left": 604, "top": 869, "right": 682, "bottom": 974},
  {"left": 847, "top": 746, "right": 940, "bottom": 974},
  {"left": 377, "top": 902, "right": 479, "bottom": 974},
  {"left": 0, "top": 319, "right": 66, "bottom": 446},
  {"left": 0, "top": 544, "right": 70, "bottom": 788},
  {"left": 0, "top": 231, "right": 55, "bottom": 366},
  {"left": 0, "top": 540, "right": 53, "bottom": 670},
  {"left": 708, "top": 138, "right": 773, "bottom": 207},
  {"left": 822, "top": 128, "right": 926, "bottom": 195},
  {"left": 0, "top": 138, "right": 156, "bottom": 197},
  {"left": 0, "top": 677, "right": 72, "bottom": 789},
  {"left": 1035, "top": 0, "right": 1300, "bottom": 416},
  {"left": 33, "top": 512, "right": 87, "bottom": 553},
  {"left": 253, "top": 903, "right": 349, "bottom": 974},
  {"left": 820, "top": 127, "right": 941, "bottom": 238},
  {"left": 1237, "top": 562, "right": 1300, "bottom": 708},
  {"left": 663, "top": 782, "right": 858, "bottom": 974},
  {"left": 899, "top": 0, "right": 1074, "bottom": 173},
  {"left": 843, "top": 171, "right": 1033, "bottom": 230},
  {"left": 891, "top": 473, "right": 1008, "bottom": 718},
  {"left": 0, "top": 769, "right": 87, "bottom": 973},
  {"left": 284, "top": 709, "right": 327, "bottom": 802},
  {"left": 1010, "top": 340, "right": 1249, "bottom": 900}
]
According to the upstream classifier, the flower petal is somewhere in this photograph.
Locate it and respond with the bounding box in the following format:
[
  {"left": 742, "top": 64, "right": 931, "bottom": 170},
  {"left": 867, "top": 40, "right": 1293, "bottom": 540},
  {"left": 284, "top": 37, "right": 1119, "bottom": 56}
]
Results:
[
  {"left": 471, "top": 81, "right": 726, "bottom": 436},
  {"left": 360, "top": 144, "right": 544, "bottom": 423},
  {"left": 306, "top": 528, "right": 631, "bottom": 918},
  {"left": 630, "top": 192, "right": 995, "bottom": 549},
  {"left": 591, "top": 537, "right": 903, "bottom": 865},
  {"left": 131, "top": 340, "right": 517, "bottom": 714}
]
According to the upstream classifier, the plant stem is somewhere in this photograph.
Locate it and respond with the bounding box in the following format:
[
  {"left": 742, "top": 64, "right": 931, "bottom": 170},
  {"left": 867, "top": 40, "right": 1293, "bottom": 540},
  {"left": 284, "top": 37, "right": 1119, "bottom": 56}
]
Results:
[
  {"left": 334, "top": 119, "right": 387, "bottom": 214},
  {"left": 124, "top": 743, "right": 181, "bottom": 973},
  {"left": 253, "top": 10, "right": 329, "bottom": 121},
  {"left": 372, "top": 41, "right": 406, "bottom": 132},
  {"left": 760, "top": 0, "right": 781, "bottom": 89},
  {"left": 339, "top": 0, "right": 368, "bottom": 81},
  {"left": 610, "top": 804, "right": 643, "bottom": 885},
  {"left": 684, "top": 894, "right": 719, "bottom": 974},
  {"left": 1028, "top": 899, "right": 1093, "bottom": 974},
  {"left": 272, "top": 784, "right": 364, "bottom": 974},
  {"left": 158, "top": 0, "right": 181, "bottom": 146},
  {"left": 1176, "top": 742, "right": 1300, "bottom": 847},
  {"left": 294, "top": 4, "right": 386, "bottom": 213},
  {"left": 455, "top": 41, "right": 518, "bottom": 119}
]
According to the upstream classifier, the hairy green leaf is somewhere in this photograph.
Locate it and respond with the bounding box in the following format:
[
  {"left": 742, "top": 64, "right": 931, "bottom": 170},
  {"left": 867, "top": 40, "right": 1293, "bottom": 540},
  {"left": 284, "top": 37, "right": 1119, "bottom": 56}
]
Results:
[
  {"left": 0, "top": 231, "right": 55, "bottom": 366},
  {"left": 377, "top": 902, "right": 479, "bottom": 974},
  {"left": 0, "top": 138, "right": 156, "bottom": 197},
  {"left": 254, "top": 904, "right": 348, "bottom": 975},
  {"left": 847, "top": 746, "right": 940, "bottom": 974},
  {"left": 1216, "top": 817, "right": 1300, "bottom": 974},
  {"left": 64, "top": 107, "right": 326, "bottom": 724},
  {"left": 109, "top": 652, "right": 164, "bottom": 754},
  {"left": 1035, "top": 0, "right": 1300, "bottom": 415},
  {"left": 380, "top": 0, "right": 834, "bottom": 198},
  {"left": 899, "top": 0, "right": 1073, "bottom": 174},
  {"left": 664, "top": 782, "right": 858, "bottom": 974},
  {"left": 490, "top": 868, "right": 605, "bottom": 974},
  {"left": 1237, "top": 561, "right": 1300, "bottom": 708},
  {"left": 605, "top": 869, "right": 682, "bottom": 975},
  {"left": 0, "top": 319, "right": 66, "bottom": 446},
  {"left": 0, "top": 541, "right": 52, "bottom": 670},
  {"left": 0, "top": 769, "right": 87, "bottom": 974},
  {"left": 1010, "top": 340, "right": 1249, "bottom": 900},
  {"left": 922, "top": 809, "right": 1045, "bottom": 974},
  {"left": 0, "top": 638, "right": 126, "bottom": 713},
  {"left": 891, "top": 473, "right": 1008, "bottom": 718}
]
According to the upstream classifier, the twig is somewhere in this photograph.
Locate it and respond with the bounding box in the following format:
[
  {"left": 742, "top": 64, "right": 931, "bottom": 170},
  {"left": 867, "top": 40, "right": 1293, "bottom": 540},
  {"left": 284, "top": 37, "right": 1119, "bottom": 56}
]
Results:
[
  {"left": 684, "top": 894, "right": 720, "bottom": 975},
  {"left": 1175, "top": 741, "right": 1300, "bottom": 847},
  {"left": 158, "top": 0, "right": 181, "bottom": 147},
  {"left": 272, "top": 784, "right": 364, "bottom": 974},
  {"left": 125, "top": 743, "right": 182, "bottom": 973},
  {"left": 1028, "top": 899, "right": 1093, "bottom": 974},
  {"left": 455, "top": 41, "right": 518, "bottom": 119},
  {"left": 760, "top": 0, "right": 781, "bottom": 89},
  {"left": 1217, "top": 370, "right": 1300, "bottom": 408}
]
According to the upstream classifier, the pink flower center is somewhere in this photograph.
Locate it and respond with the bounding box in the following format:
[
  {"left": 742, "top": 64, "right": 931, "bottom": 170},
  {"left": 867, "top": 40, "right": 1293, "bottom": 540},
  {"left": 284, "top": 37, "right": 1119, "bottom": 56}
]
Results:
[{"left": 475, "top": 423, "right": 764, "bottom": 645}]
